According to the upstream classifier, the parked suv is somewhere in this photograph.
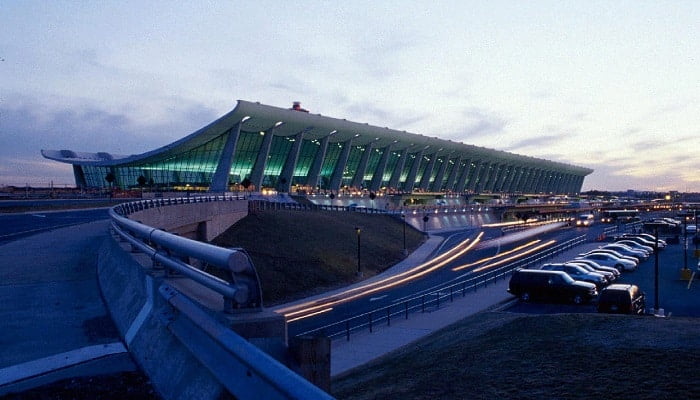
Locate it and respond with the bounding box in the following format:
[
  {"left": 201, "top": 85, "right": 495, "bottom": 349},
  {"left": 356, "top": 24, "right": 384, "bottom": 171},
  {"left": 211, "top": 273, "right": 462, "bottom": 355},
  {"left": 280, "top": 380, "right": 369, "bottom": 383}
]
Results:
[
  {"left": 508, "top": 269, "right": 598, "bottom": 305},
  {"left": 597, "top": 284, "right": 646, "bottom": 314}
]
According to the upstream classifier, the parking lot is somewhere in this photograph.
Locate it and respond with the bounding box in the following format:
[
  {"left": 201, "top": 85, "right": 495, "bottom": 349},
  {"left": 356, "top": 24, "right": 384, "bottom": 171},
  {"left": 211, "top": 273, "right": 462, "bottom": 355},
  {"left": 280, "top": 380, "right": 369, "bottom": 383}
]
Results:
[{"left": 506, "top": 234, "right": 700, "bottom": 317}]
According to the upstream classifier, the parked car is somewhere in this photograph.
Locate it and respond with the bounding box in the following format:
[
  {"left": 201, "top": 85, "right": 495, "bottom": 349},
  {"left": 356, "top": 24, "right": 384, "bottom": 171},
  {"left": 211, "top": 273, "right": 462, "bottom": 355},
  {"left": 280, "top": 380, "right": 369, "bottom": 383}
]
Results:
[
  {"left": 630, "top": 233, "right": 666, "bottom": 246},
  {"left": 540, "top": 263, "right": 608, "bottom": 289},
  {"left": 564, "top": 261, "right": 616, "bottom": 283},
  {"left": 574, "top": 252, "right": 637, "bottom": 272},
  {"left": 623, "top": 233, "right": 667, "bottom": 248},
  {"left": 614, "top": 239, "right": 655, "bottom": 254},
  {"left": 615, "top": 235, "right": 666, "bottom": 251},
  {"left": 566, "top": 259, "right": 621, "bottom": 280},
  {"left": 508, "top": 269, "right": 598, "bottom": 304},
  {"left": 582, "top": 248, "right": 640, "bottom": 265},
  {"left": 601, "top": 243, "right": 649, "bottom": 261},
  {"left": 597, "top": 284, "right": 646, "bottom": 314}
]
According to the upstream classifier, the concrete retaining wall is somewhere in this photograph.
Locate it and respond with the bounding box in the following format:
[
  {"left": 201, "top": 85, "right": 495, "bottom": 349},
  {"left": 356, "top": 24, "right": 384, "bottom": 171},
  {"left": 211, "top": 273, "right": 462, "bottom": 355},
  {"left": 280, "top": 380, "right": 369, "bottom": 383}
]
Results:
[
  {"left": 128, "top": 199, "right": 248, "bottom": 241},
  {"left": 98, "top": 237, "right": 229, "bottom": 400}
]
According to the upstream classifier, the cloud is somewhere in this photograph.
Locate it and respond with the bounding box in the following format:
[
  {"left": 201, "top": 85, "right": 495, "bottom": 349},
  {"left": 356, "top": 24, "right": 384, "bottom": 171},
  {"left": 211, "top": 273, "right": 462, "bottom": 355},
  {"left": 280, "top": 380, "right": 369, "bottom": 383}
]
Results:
[
  {"left": 439, "top": 107, "right": 508, "bottom": 142},
  {"left": 0, "top": 93, "right": 220, "bottom": 186},
  {"left": 503, "top": 134, "right": 565, "bottom": 151}
]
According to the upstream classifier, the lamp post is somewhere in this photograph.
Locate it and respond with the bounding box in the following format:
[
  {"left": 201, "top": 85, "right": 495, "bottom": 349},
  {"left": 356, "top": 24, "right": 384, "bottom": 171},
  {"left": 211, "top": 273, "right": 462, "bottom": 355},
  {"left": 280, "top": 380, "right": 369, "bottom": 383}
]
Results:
[
  {"left": 683, "top": 214, "right": 688, "bottom": 270},
  {"left": 654, "top": 227, "right": 659, "bottom": 313},
  {"left": 401, "top": 213, "right": 407, "bottom": 256},
  {"left": 355, "top": 226, "right": 362, "bottom": 276}
]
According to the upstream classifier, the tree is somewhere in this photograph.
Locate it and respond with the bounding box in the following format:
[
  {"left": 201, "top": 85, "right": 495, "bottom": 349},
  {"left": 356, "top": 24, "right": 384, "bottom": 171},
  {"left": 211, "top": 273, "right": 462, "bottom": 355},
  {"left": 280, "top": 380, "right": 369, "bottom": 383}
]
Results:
[
  {"left": 105, "top": 172, "right": 116, "bottom": 198},
  {"left": 278, "top": 177, "right": 288, "bottom": 192},
  {"left": 241, "top": 177, "right": 252, "bottom": 198},
  {"left": 137, "top": 175, "right": 147, "bottom": 197}
]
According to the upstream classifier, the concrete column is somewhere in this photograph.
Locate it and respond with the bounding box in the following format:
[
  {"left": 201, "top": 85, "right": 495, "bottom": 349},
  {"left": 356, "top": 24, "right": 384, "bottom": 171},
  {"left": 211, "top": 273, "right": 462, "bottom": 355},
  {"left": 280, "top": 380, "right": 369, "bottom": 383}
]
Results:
[
  {"left": 403, "top": 149, "right": 424, "bottom": 193},
  {"left": 443, "top": 157, "right": 461, "bottom": 192},
  {"left": 249, "top": 127, "right": 276, "bottom": 191},
  {"left": 524, "top": 168, "right": 538, "bottom": 194},
  {"left": 535, "top": 169, "right": 547, "bottom": 193},
  {"left": 279, "top": 131, "right": 306, "bottom": 193},
  {"left": 500, "top": 165, "right": 516, "bottom": 193},
  {"left": 73, "top": 165, "right": 87, "bottom": 188},
  {"left": 525, "top": 168, "right": 540, "bottom": 194},
  {"left": 466, "top": 161, "right": 483, "bottom": 193},
  {"left": 305, "top": 135, "right": 330, "bottom": 188},
  {"left": 454, "top": 159, "right": 471, "bottom": 193},
  {"left": 369, "top": 145, "right": 392, "bottom": 192},
  {"left": 475, "top": 162, "right": 492, "bottom": 193},
  {"left": 351, "top": 142, "right": 373, "bottom": 189},
  {"left": 329, "top": 140, "right": 353, "bottom": 193},
  {"left": 210, "top": 122, "right": 242, "bottom": 192},
  {"left": 550, "top": 172, "right": 563, "bottom": 194},
  {"left": 484, "top": 163, "right": 501, "bottom": 193},
  {"left": 418, "top": 153, "right": 437, "bottom": 191},
  {"left": 430, "top": 155, "right": 449, "bottom": 192},
  {"left": 504, "top": 165, "right": 520, "bottom": 193},
  {"left": 387, "top": 149, "right": 408, "bottom": 191}
]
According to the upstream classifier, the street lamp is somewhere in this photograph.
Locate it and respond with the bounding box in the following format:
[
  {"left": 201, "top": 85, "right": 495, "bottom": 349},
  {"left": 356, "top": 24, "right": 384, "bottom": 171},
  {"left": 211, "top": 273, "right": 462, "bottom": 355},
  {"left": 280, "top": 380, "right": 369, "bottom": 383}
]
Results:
[
  {"left": 684, "top": 215, "right": 688, "bottom": 270},
  {"left": 355, "top": 226, "right": 362, "bottom": 276},
  {"left": 401, "top": 213, "right": 407, "bottom": 256}
]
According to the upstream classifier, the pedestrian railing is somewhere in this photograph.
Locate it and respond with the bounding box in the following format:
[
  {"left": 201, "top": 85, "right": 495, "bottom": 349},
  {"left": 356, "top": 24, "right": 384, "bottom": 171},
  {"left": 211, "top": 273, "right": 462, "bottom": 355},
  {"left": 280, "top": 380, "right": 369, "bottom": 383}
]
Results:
[
  {"left": 295, "top": 234, "right": 587, "bottom": 341},
  {"left": 109, "top": 195, "right": 262, "bottom": 313}
]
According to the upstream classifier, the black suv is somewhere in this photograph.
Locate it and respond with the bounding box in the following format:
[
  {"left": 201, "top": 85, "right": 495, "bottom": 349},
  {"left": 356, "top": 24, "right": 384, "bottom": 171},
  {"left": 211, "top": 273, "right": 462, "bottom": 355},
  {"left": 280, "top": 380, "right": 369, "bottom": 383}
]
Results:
[
  {"left": 508, "top": 269, "right": 598, "bottom": 305},
  {"left": 597, "top": 284, "right": 646, "bottom": 314}
]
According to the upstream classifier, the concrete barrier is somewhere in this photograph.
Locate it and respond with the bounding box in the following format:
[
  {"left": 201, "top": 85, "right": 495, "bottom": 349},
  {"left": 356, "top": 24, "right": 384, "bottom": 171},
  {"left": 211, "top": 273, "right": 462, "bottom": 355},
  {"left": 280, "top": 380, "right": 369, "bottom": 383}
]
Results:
[
  {"left": 99, "top": 198, "right": 334, "bottom": 399},
  {"left": 127, "top": 198, "right": 248, "bottom": 241}
]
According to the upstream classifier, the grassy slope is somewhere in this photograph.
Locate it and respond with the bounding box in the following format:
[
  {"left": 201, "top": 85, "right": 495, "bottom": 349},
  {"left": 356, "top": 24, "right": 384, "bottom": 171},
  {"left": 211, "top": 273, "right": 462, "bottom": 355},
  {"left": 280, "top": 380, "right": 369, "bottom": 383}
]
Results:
[
  {"left": 332, "top": 312, "right": 700, "bottom": 400},
  {"left": 212, "top": 209, "right": 426, "bottom": 305}
]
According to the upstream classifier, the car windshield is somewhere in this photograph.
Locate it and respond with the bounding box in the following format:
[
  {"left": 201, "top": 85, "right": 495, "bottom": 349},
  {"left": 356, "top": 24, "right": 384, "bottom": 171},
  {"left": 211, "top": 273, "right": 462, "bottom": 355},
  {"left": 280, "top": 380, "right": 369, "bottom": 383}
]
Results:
[
  {"left": 594, "top": 249, "right": 625, "bottom": 258},
  {"left": 572, "top": 264, "right": 594, "bottom": 272},
  {"left": 560, "top": 273, "right": 575, "bottom": 284},
  {"left": 566, "top": 265, "right": 586, "bottom": 274}
]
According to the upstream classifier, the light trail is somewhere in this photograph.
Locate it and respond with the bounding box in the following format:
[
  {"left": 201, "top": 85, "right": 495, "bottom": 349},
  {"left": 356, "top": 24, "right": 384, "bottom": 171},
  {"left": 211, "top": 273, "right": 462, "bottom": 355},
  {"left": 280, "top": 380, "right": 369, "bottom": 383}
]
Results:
[
  {"left": 276, "top": 232, "right": 483, "bottom": 321},
  {"left": 451, "top": 239, "right": 557, "bottom": 274},
  {"left": 452, "top": 240, "right": 542, "bottom": 272},
  {"left": 285, "top": 307, "right": 333, "bottom": 323},
  {"left": 470, "top": 240, "right": 556, "bottom": 273}
]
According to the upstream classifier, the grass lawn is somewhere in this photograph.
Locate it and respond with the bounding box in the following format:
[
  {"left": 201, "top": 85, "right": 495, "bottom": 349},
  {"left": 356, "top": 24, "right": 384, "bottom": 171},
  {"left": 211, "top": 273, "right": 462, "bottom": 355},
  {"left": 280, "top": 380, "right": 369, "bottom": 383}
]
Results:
[
  {"left": 212, "top": 209, "right": 426, "bottom": 305},
  {"left": 332, "top": 311, "right": 700, "bottom": 400}
]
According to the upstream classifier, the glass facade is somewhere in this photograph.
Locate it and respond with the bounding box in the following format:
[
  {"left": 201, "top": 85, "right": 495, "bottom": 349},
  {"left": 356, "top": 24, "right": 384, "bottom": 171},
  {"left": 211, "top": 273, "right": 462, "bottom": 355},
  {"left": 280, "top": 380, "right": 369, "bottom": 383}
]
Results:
[
  {"left": 45, "top": 101, "right": 591, "bottom": 194},
  {"left": 230, "top": 130, "right": 264, "bottom": 183}
]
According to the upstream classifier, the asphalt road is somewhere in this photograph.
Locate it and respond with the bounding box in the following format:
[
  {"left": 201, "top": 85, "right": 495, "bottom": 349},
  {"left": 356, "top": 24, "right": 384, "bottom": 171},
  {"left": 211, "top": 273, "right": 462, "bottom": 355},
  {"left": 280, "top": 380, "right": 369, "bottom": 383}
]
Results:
[
  {"left": 507, "top": 231, "right": 700, "bottom": 317},
  {"left": 287, "top": 223, "right": 598, "bottom": 337},
  {"left": 0, "top": 209, "right": 110, "bottom": 244}
]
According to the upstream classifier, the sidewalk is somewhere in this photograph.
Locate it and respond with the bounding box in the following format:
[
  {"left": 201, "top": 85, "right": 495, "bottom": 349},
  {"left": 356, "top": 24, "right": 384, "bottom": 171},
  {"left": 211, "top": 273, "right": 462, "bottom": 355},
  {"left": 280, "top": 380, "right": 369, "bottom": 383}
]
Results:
[
  {"left": 0, "top": 221, "right": 135, "bottom": 394},
  {"left": 330, "top": 233, "right": 603, "bottom": 377}
]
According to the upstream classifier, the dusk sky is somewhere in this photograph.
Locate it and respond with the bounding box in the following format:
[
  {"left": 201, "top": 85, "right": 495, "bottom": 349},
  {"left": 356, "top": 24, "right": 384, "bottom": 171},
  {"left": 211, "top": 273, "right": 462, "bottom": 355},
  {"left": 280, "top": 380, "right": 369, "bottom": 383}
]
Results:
[{"left": 1, "top": 1, "right": 698, "bottom": 192}]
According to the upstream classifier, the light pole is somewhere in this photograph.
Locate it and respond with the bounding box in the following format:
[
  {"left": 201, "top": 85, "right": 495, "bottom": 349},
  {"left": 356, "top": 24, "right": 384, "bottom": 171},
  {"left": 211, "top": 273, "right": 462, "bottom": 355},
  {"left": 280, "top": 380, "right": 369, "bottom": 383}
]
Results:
[
  {"left": 654, "top": 227, "right": 659, "bottom": 313},
  {"left": 401, "top": 213, "right": 407, "bottom": 256},
  {"left": 684, "top": 214, "right": 688, "bottom": 270},
  {"left": 355, "top": 226, "right": 362, "bottom": 276}
]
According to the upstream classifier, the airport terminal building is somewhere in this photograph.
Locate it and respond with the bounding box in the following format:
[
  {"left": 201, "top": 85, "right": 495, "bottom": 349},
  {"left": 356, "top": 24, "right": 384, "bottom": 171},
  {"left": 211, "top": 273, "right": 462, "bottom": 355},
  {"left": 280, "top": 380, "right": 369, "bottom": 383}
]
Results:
[{"left": 42, "top": 100, "right": 592, "bottom": 195}]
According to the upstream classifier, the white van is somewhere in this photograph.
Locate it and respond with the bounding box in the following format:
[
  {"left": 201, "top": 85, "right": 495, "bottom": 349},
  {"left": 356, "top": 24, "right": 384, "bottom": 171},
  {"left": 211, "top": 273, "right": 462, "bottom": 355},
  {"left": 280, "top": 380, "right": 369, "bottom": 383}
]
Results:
[{"left": 576, "top": 214, "right": 595, "bottom": 227}]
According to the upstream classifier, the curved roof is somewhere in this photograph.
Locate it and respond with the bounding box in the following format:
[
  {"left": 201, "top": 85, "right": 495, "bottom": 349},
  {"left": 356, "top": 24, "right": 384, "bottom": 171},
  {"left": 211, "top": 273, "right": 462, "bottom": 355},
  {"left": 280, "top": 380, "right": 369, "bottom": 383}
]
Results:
[{"left": 42, "top": 100, "right": 593, "bottom": 175}]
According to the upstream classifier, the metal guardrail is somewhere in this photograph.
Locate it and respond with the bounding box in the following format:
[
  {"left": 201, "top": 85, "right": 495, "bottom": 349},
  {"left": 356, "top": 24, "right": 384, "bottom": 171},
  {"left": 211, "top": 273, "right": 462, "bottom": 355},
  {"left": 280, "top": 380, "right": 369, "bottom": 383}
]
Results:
[
  {"left": 249, "top": 199, "right": 499, "bottom": 216},
  {"left": 109, "top": 195, "right": 334, "bottom": 400},
  {"left": 160, "top": 283, "right": 334, "bottom": 400},
  {"left": 296, "top": 234, "right": 587, "bottom": 340},
  {"left": 109, "top": 195, "right": 262, "bottom": 313}
]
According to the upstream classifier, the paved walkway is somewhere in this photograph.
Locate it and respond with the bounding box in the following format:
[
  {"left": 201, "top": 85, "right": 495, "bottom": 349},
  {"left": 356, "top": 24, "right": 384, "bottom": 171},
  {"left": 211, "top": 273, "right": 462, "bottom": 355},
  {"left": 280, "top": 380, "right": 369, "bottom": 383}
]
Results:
[
  {"left": 0, "top": 221, "right": 135, "bottom": 395},
  {"left": 329, "top": 233, "right": 602, "bottom": 376}
]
